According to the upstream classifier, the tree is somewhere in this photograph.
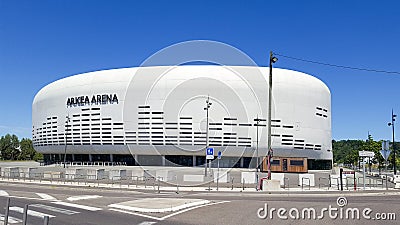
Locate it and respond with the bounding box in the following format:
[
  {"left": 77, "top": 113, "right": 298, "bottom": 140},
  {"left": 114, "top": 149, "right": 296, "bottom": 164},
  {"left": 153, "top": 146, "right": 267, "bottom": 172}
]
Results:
[
  {"left": 0, "top": 134, "right": 20, "bottom": 160},
  {"left": 18, "top": 138, "right": 36, "bottom": 160},
  {"left": 332, "top": 139, "right": 364, "bottom": 168},
  {"left": 387, "top": 141, "right": 400, "bottom": 170},
  {"left": 363, "top": 135, "right": 383, "bottom": 173}
]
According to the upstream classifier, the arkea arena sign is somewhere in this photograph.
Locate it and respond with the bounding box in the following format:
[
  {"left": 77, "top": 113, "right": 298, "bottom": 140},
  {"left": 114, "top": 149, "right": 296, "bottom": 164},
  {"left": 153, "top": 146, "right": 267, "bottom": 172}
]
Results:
[{"left": 66, "top": 94, "right": 118, "bottom": 107}]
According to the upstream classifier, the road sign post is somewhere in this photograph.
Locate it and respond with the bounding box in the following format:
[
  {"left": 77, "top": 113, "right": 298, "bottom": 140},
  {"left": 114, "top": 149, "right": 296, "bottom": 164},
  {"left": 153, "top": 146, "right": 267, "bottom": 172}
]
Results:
[
  {"left": 206, "top": 147, "right": 214, "bottom": 160},
  {"left": 206, "top": 148, "right": 214, "bottom": 177},
  {"left": 381, "top": 140, "right": 391, "bottom": 172},
  {"left": 359, "top": 151, "right": 375, "bottom": 190},
  {"left": 217, "top": 151, "right": 221, "bottom": 191}
]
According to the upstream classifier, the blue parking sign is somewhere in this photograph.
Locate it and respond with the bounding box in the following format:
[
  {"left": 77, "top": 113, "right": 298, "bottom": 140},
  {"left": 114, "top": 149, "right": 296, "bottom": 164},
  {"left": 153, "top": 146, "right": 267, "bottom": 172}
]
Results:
[{"left": 206, "top": 147, "right": 214, "bottom": 159}]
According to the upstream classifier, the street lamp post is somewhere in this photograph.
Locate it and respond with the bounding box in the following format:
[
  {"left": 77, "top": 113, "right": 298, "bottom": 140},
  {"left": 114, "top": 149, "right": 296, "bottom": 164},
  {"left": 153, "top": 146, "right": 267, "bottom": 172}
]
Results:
[
  {"left": 388, "top": 109, "right": 397, "bottom": 175},
  {"left": 63, "top": 115, "right": 70, "bottom": 168},
  {"left": 254, "top": 117, "right": 266, "bottom": 172},
  {"left": 267, "top": 51, "right": 278, "bottom": 179},
  {"left": 204, "top": 96, "right": 212, "bottom": 177}
]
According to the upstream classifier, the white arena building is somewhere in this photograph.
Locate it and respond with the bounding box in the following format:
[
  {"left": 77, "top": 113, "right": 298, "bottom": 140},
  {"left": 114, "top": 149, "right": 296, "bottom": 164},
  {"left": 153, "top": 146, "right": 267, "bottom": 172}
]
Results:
[{"left": 32, "top": 66, "right": 332, "bottom": 170}]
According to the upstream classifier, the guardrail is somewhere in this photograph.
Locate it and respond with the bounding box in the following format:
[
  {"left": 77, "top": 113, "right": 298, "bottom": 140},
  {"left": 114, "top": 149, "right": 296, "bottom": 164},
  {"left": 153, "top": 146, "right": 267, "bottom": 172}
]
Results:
[
  {"left": 52, "top": 161, "right": 127, "bottom": 167},
  {"left": 1, "top": 169, "right": 393, "bottom": 192}
]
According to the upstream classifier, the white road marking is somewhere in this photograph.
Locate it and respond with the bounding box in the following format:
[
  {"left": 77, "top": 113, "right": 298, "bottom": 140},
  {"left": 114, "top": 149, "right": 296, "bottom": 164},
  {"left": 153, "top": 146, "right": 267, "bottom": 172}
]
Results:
[
  {"left": 161, "top": 201, "right": 230, "bottom": 220},
  {"left": 9, "top": 206, "right": 56, "bottom": 218},
  {"left": 109, "top": 208, "right": 162, "bottom": 221},
  {"left": 0, "top": 214, "right": 23, "bottom": 224},
  {"left": 52, "top": 201, "right": 102, "bottom": 211},
  {"left": 67, "top": 195, "right": 102, "bottom": 201},
  {"left": 109, "top": 201, "right": 230, "bottom": 221},
  {"left": 30, "top": 204, "right": 80, "bottom": 215},
  {"left": 36, "top": 193, "right": 57, "bottom": 201},
  {"left": 0, "top": 190, "right": 9, "bottom": 196},
  {"left": 137, "top": 222, "right": 157, "bottom": 225},
  {"left": 108, "top": 200, "right": 210, "bottom": 213}
]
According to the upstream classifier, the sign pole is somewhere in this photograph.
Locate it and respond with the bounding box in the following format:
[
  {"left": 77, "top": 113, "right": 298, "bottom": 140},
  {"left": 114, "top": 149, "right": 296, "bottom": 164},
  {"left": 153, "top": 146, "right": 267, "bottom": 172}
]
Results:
[
  {"left": 339, "top": 168, "right": 343, "bottom": 191},
  {"left": 363, "top": 157, "right": 366, "bottom": 190},
  {"left": 217, "top": 157, "right": 219, "bottom": 191}
]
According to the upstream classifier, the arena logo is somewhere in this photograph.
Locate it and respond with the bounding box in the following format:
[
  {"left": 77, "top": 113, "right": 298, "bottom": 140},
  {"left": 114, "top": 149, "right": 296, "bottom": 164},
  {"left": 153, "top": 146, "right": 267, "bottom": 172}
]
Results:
[{"left": 66, "top": 94, "right": 119, "bottom": 107}]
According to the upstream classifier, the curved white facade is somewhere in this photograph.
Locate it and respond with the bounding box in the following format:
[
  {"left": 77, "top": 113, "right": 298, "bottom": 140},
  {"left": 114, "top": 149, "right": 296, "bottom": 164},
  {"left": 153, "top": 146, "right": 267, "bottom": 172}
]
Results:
[{"left": 32, "top": 66, "right": 332, "bottom": 167}]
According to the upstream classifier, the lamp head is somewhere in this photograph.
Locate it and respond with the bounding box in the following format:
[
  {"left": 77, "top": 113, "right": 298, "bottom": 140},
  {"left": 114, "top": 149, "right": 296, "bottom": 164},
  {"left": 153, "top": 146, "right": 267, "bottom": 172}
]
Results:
[{"left": 271, "top": 57, "right": 278, "bottom": 63}]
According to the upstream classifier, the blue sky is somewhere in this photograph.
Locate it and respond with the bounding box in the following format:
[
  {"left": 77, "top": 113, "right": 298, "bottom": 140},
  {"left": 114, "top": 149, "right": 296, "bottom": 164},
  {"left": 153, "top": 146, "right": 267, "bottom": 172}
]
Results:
[{"left": 0, "top": 0, "right": 399, "bottom": 141}]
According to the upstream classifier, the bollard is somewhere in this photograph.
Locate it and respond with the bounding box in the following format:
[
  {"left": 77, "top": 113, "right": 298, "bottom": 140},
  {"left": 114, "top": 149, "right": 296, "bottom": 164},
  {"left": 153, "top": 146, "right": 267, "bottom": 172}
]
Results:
[
  {"left": 22, "top": 204, "right": 29, "bottom": 225},
  {"left": 127, "top": 176, "right": 131, "bottom": 188},
  {"left": 217, "top": 173, "right": 219, "bottom": 191},
  {"left": 43, "top": 216, "right": 49, "bottom": 225},
  {"left": 353, "top": 174, "right": 357, "bottom": 191},
  {"left": 231, "top": 177, "right": 234, "bottom": 190},
  {"left": 152, "top": 178, "right": 157, "bottom": 191},
  {"left": 157, "top": 178, "right": 160, "bottom": 194},
  {"left": 336, "top": 178, "right": 339, "bottom": 190},
  {"left": 176, "top": 175, "right": 179, "bottom": 194},
  {"left": 4, "top": 198, "right": 10, "bottom": 225},
  {"left": 386, "top": 175, "right": 388, "bottom": 190},
  {"left": 339, "top": 168, "right": 343, "bottom": 191}
]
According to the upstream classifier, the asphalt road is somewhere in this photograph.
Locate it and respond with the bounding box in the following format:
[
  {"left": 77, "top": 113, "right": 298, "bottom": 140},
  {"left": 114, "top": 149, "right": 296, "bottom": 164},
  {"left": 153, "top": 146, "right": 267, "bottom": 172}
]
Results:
[{"left": 0, "top": 182, "right": 399, "bottom": 225}]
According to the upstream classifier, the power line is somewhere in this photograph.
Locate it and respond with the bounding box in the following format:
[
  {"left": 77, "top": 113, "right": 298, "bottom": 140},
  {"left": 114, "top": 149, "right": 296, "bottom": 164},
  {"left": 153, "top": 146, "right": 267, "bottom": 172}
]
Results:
[{"left": 274, "top": 53, "right": 400, "bottom": 75}]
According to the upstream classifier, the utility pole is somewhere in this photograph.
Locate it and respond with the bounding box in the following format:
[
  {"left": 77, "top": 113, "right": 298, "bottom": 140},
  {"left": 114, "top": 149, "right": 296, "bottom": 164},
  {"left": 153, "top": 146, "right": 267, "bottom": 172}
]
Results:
[
  {"left": 388, "top": 109, "right": 397, "bottom": 175},
  {"left": 256, "top": 116, "right": 259, "bottom": 172},
  {"left": 267, "top": 51, "right": 278, "bottom": 179},
  {"left": 254, "top": 116, "right": 266, "bottom": 172}
]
